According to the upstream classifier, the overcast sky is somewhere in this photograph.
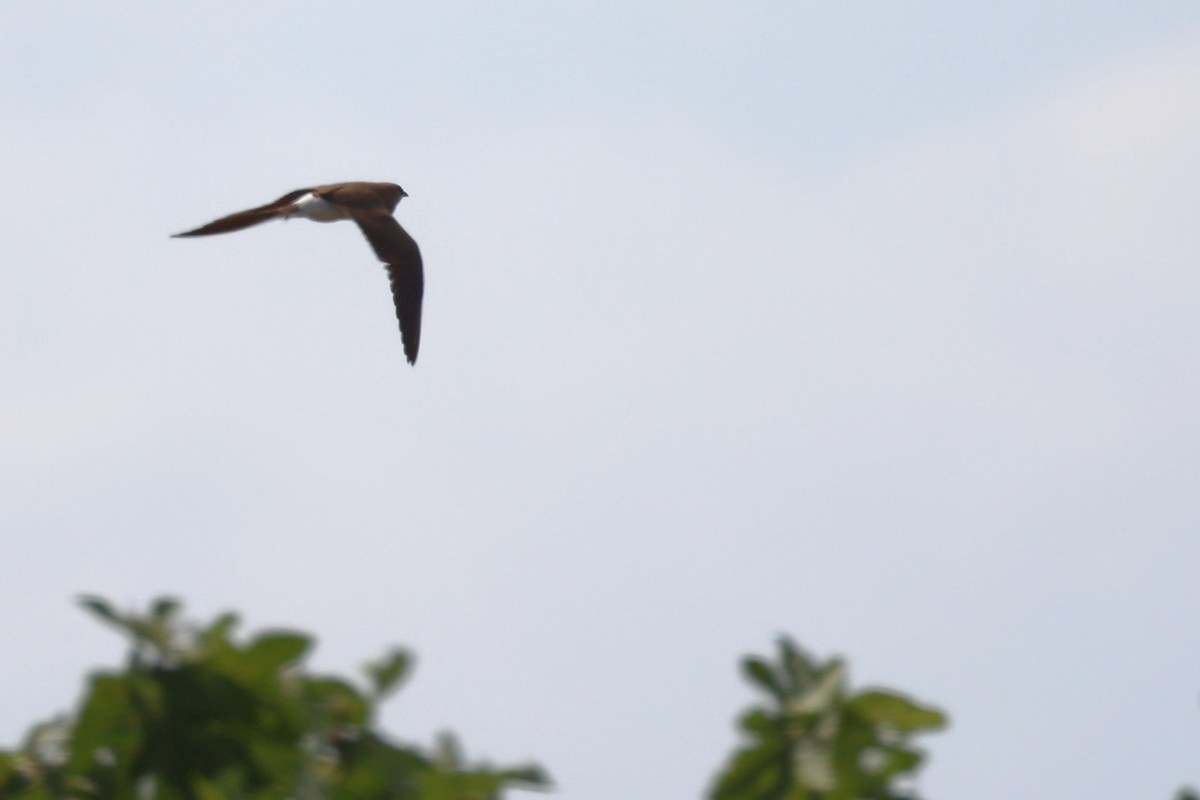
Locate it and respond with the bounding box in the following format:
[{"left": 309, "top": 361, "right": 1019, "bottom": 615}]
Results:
[{"left": 3, "top": 3, "right": 1200, "bottom": 798}]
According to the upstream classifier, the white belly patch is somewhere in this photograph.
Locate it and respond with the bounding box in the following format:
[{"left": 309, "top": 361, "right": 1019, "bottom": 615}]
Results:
[{"left": 290, "top": 192, "right": 348, "bottom": 223}]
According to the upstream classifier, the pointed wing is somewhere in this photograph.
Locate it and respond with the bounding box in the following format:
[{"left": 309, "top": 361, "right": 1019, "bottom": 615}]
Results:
[
  {"left": 350, "top": 208, "right": 424, "bottom": 365},
  {"left": 171, "top": 188, "right": 312, "bottom": 237}
]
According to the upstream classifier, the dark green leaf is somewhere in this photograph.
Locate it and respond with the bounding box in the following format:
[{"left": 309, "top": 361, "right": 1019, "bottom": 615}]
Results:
[
  {"left": 497, "top": 764, "right": 552, "bottom": 788},
  {"left": 67, "top": 674, "right": 145, "bottom": 776},
  {"left": 243, "top": 632, "right": 311, "bottom": 676},
  {"left": 742, "top": 657, "right": 785, "bottom": 701},
  {"left": 777, "top": 637, "right": 814, "bottom": 693},
  {"left": 303, "top": 677, "right": 371, "bottom": 728},
  {"left": 738, "top": 709, "right": 780, "bottom": 734},
  {"left": 709, "top": 738, "right": 790, "bottom": 800},
  {"left": 77, "top": 595, "right": 121, "bottom": 626},
  {"left": 150, "top": 597, "right": 181, "bottom": 624},
  {"left": 364, "top": 648, "right": 412, "bottom": 699}
]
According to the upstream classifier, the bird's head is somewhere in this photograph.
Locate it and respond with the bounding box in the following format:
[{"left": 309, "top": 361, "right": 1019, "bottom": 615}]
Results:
[{"left": 388, "top": 184, "right": 409, "bottom": 211}]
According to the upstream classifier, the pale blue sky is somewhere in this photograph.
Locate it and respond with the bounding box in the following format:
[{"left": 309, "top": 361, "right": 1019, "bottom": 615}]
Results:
[{"left": 3, "top": 4, "right": 1200, "bottom": 798}]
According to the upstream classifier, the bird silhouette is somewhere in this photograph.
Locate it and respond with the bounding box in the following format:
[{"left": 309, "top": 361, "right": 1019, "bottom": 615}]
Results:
[{"left": 173, "top": 181, "right": 423, "bottom": 365}]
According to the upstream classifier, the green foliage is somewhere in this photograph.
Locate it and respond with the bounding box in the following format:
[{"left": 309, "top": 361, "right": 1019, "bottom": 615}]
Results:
[
  {"left": 708, "top": 637, "right": 946, "bottom": 800},
  {"left": 7, "top": 600, "right": 1195, "bottom": 799},
  {"left": 0, "top": 596, "right": 549, "bottom": 800}
]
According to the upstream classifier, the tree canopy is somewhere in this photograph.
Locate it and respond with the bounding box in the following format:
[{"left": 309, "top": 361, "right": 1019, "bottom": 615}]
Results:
[
  {"left": 15, "top": 595, "right": 1126, "bottom": 799},
  {"left": 1, "top": 597, "right": 548, "bottom": 800}
]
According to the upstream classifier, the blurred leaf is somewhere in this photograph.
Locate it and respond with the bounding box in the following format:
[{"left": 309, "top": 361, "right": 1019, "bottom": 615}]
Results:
[
  {"left": 498, "top": 764, "right": 552, "bottom": 788},
  {"left": 79, "top": 596, "right": 177, "bottom": 665},
  {"left": 433, "top": 732, "right": 464, "bottom": 771},
  {"left": 419, "top": 734, "right": 551, "bottom": 800},
  {"left": 241, "top": 632, "right": 311, "bottom": 680},
  {"left": 78, "top": 595, "right": 121, "bottom": 626},
  {"left": 331, "top": 732, "right": 427, "bottom": 798},
  {"left": 201, "top": 612, "right": 240, "bottom": 642},
  {"left": 304, "top": 677, "right": 371, "bottom": 729},
  {"left": 67, "top": 674, "right": 144, "bottom": 778},
  {"left": 790, "top": 659, "right": 845, "bottom": 716},
  {"left": 364, "top": 648, "right": 412, "bottom": 700},
  {"left": 848, "top": 691, "right": 947, "bottom": 732},
  {"left": 742, "top": 657, "right": 785, "bottom": 702},
  {"left": 739, "top": 709, "right": 777, "bottom": 735},
  {"left": 778, "top": 637, "right": 815, "bottom": 693},
  {"left": 0, "top": 751, "right": 19, "bottom": 788},
  {"left": 860, "top": 745, "right": 922, "bottom": 781},
  {"left": 150, "top": 597, "right": 181, "bottom": 625},
  {"left": 709, "top": 737, "right": 790, "bottom": 800}
]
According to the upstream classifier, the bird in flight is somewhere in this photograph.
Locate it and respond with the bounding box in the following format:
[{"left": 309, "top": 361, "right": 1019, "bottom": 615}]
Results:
[{"left": 172, "top": 181, "right": 424, "bottom": 365}]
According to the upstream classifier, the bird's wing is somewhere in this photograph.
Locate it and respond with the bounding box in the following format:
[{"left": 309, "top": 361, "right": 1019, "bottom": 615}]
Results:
[
  {"left": 171, "top": 188, "right": 313, "bottom": 237},
  {"left": 350, "top": 208, "right": 424, "bottom": 365}
]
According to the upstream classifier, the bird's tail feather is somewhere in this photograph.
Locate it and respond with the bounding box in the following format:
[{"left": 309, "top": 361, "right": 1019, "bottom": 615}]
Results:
[{"left": 171, "top": 204, "right": 293, "bottom": 238}]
